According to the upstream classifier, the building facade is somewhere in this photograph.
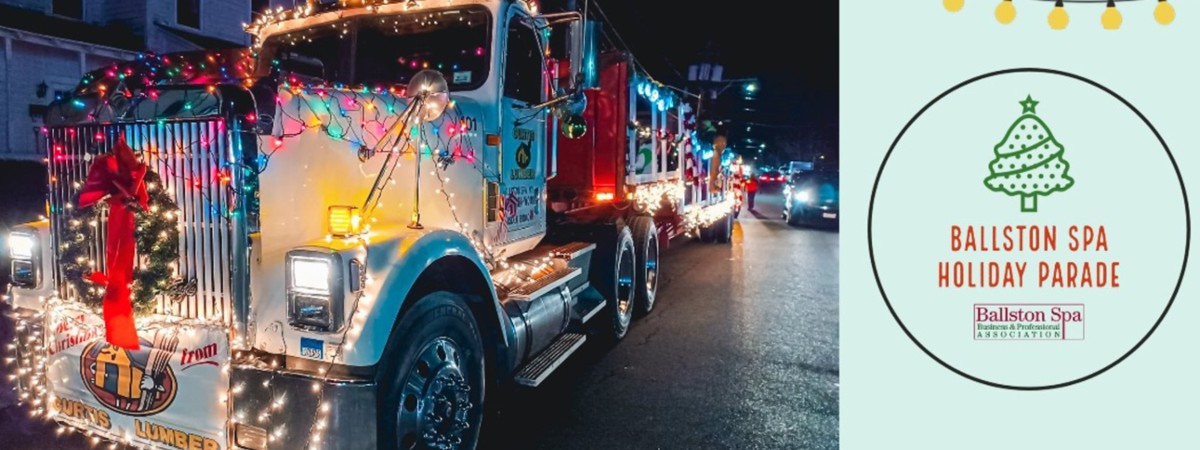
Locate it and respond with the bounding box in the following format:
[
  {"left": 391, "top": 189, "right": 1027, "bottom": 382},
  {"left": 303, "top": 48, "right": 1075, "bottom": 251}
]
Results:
[{"left": 0, "top": 0, "right": 252, "bottom": 159}]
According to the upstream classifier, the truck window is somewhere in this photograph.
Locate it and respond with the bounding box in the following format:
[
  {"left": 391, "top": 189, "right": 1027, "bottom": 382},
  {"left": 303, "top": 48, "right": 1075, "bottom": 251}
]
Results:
[
  {"left": 258, "top": 6, "right": 492, "bottom": 90},
  {"left": 355, "top": 7, "right": 492, "bottom": 89},
  {"left": 504, "top": 18, "right": 543, "bottom": 104},
  {"left": 265, "top": 24, "right": 354, "bottom": 83}
]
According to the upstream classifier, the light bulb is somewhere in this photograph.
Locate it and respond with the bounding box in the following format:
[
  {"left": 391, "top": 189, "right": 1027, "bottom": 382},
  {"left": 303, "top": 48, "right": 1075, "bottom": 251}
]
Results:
[
  {"left": 1048, "top": 1, "right": 1069, "bottom": 30},
  {"left": 944, "top": 0, "right": 965, "bottom": 13},
  {"left": 1101, "top": 1, "right": 1122, "bottom": 30},
  {"left": 1155, "top": 0, "right": 1176, "bottom": 25},
  {"left": 995, "top": 0, "right": 1016, "bottom": 24}
]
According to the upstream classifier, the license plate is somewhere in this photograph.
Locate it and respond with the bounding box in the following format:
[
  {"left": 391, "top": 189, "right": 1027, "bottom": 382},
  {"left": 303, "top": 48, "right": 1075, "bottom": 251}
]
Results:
[{"left": 822, "top": 212, "right": 838, "bottom": 219}]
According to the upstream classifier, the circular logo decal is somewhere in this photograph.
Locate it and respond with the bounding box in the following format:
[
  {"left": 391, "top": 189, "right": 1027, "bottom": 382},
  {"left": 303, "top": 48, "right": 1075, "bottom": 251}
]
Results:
[
  {"left": 515, "top": 141, "right": 532, "bottom": 169},
  {"left": 869, "top": 69, "right": 1189, "bottom": 389},
  {"left": 80, "top": 337, "right": 179, "bottom": 416}
]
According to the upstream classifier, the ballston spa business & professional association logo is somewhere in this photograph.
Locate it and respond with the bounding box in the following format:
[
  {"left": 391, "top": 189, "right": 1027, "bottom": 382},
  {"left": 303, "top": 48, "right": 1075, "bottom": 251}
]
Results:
[
  {"left": 79, "top": 330, "right": 180, "bottom": 416},
  {"left": 974, "top": 303, "right": 1084, "bottom": 340},
  {"left": 870, "top": 69, "right": 1187, "bottom": 389}
]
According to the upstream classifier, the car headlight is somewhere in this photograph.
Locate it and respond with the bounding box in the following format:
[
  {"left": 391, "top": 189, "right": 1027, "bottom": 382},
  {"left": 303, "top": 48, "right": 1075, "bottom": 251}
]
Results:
[
  {"left": 793, "top": 190, "right": 812, "bottom": 204},
  {"left": 8, "top": 231, "right": 39, "bottom": 288},
  {"left": 286, "top": 251, "right": 345, "bottom": 332}
]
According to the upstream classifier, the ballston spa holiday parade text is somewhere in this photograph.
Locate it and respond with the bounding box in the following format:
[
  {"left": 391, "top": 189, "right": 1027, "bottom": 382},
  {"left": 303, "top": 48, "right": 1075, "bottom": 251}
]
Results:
[{"left": 938, "top": 225, "right": 1119, "bottom": 288}]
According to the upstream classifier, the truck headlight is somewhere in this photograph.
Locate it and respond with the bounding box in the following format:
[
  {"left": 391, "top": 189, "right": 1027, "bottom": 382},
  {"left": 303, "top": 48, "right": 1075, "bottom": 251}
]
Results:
[
  {"left": 9, "top": 233, "right": 35, "bottom": 260},
  {"left": 8, "top": 232, "right": 39, "bottom": 288},
  {"left": 291, "top": 257, "right": 332, "bottom": 294},
  {"left": 286, "top": 251, "right": 344, "bottom": 332},
  {"left": 793, "top": 190, "right": 812, "bottom": 204}
]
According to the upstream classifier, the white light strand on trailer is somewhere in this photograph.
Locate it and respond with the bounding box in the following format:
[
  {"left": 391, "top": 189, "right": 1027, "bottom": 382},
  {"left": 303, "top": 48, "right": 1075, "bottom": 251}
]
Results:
[
  {"left": 632, "top": 180, "right": 685, "bottom": 214},
  {"left": 681, "top": 197, "right": 738, "bottom": 237}
]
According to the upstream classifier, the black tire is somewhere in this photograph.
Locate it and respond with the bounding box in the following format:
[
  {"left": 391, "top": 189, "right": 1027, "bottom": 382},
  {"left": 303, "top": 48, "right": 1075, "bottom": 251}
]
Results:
[
  {"left": 378, "top": 292, "right": 485, "bottom": 450},
  {"left": 714, "top": 212, "right": 733, "bottom": 244},
  {"left": 629, "top": 215, "right": 660, "bottom": 317},
  {"left": 590, "top": 225, "right": 636, "bottom": 341}
]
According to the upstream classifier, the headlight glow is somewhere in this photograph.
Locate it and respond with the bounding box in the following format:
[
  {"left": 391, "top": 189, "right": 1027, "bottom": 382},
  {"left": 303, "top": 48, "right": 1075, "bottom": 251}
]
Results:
[
  {"left": 794, "top": 190, "right": 812, "bottom": 203},
  {"left": 9, "top": 233, "right": 35, "bottom": 260},
  {"left": 291, "top": 257, "right": 332, "bottom": 294}
]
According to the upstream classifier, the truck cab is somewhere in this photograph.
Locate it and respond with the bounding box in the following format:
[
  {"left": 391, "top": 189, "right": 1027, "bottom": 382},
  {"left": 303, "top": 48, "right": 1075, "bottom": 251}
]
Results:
[{"left": 4, "top": 1, "right": 735, "bottom": 449}]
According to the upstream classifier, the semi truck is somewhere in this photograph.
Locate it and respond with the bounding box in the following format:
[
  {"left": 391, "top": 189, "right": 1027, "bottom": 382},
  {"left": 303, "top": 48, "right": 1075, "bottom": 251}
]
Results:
[{"left": 3, "top": 1, "right": 736, "bottom": 449}]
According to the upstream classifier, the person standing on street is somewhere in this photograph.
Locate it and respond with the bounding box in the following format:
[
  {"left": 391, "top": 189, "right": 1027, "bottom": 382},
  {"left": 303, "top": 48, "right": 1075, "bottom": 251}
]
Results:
[
  {"left": 710, "top": 135, "right": 728, "bottom": 191},
  {"left": 745, "top": 174, "right": 759, "bottom": 210}
]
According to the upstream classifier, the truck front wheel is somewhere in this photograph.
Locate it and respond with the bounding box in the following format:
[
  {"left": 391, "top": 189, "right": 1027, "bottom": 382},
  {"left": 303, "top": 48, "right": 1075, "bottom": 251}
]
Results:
[{"left": 378, "top": 292, "right": 485, "bottom": 450}]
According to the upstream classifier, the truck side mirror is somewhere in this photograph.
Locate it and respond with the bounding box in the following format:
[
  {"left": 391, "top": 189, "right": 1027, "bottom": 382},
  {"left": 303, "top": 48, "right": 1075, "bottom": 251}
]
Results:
[
  {"left": 555, "top": 91, "right": 587, "bottom": 139},
  {"left": 407, "top": 69, "right": 450, "bottom": 122},
  {"left": 561, "top": 114, "right": 587, "bottom": 140}
]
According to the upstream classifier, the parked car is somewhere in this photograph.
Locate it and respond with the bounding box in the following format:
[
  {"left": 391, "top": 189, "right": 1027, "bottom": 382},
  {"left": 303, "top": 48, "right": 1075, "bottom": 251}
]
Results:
[{"left": 784, "top": 171, "right": 839, "bottom": 227}]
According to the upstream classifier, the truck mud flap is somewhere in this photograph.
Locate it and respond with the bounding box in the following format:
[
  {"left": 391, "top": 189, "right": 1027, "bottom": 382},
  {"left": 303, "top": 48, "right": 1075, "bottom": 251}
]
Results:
[{"left": 44, "top": 310, "right": 231, "bottom": 449}]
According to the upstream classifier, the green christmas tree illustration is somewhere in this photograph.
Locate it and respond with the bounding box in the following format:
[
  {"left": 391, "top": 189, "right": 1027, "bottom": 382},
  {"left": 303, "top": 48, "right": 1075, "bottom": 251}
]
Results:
[{"left": 984, "top": 95, "right": 1075, "bottom": 212}]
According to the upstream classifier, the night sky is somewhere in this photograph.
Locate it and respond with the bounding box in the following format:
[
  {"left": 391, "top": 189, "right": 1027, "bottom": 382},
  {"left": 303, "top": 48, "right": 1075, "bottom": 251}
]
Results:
[
  {"left": 585, "top": 0, "right": 839, "bottom": 167},
  {"left": 265, "top": 0, "right": 841, "bottom": 167}
]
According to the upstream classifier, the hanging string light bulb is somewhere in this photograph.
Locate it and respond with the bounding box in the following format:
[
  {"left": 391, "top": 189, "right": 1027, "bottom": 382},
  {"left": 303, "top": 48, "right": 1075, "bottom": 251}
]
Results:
[
  {"left": 947, "top": 0, "right": 1173, "bottom": 30},
  {"left": 1048, "top": 0, "right": 1070, "bottom": 30},
  {"left": 1101, "top": 0, "right": 1123, "bottom": 29},
  {"left": 995, "top": 0, "right": 1017, "bottom": 24},
  {"left": 1155, "top": 0, "right": 1175, "bottom": 25}
]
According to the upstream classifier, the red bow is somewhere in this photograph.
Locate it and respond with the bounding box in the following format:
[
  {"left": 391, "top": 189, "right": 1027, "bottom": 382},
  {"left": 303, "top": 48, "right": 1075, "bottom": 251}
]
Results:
[{"left": 78, "top": 135, "right": 147, "bottom": 350}]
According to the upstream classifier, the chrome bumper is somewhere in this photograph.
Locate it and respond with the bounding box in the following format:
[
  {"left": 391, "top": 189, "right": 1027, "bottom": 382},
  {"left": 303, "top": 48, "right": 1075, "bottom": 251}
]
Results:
[{"left": 230, "top": 364, "right": 377, "bottom": 450}]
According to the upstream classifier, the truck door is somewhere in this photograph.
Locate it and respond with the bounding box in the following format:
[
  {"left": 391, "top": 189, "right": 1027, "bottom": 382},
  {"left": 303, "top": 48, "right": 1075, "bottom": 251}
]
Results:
[{"left": 497, "top": 15, "right": 547, "bottom": 244}]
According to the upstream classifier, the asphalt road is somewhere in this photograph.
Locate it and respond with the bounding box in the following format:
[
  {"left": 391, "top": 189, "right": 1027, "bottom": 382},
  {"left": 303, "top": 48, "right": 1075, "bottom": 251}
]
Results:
[
  {"left": 480, "top": 190, "right": 840, "bottom": 449},
  {"left": 0, "top": 190, "right": 840, "bottom": 450}
]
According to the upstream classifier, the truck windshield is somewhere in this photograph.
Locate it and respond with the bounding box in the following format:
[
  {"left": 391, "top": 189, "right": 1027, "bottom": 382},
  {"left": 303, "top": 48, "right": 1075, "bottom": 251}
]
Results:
[{"left": 258, "top": 6, "right": 492, "bottom": 90}]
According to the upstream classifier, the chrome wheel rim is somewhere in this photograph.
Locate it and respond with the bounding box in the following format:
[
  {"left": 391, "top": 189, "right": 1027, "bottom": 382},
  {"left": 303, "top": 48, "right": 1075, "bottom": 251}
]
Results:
[
  {"left": 616, "top": 245, "right": 635, "bottom": 327},
  {"left": 397, "top": 337, "right": 473, "bottom": 450},
  {"left": 644, "top": 236, "right": 659, "bottom": 301}
]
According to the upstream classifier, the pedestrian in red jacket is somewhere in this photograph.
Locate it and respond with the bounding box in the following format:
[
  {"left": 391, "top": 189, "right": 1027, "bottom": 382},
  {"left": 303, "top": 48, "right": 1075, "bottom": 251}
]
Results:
[{"left": 746, "top": 176, "right": 759, "bottom": 210}]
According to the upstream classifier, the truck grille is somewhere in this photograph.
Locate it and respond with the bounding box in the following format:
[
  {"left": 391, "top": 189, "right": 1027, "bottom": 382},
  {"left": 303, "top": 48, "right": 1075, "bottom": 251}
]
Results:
[{"left": 46, "top": 119, "right": 235, "bottom": 323}]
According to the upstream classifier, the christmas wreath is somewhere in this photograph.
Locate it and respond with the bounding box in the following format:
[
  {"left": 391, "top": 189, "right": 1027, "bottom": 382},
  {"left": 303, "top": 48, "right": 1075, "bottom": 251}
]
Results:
[{"left": 57, "top": 136, "right": 180, "bottom": 349}]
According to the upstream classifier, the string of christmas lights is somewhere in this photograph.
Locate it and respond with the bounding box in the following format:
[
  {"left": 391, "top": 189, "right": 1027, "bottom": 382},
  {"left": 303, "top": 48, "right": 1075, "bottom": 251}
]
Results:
[{"left": 944, "top": 0, "right": 1176, "bottom": 30}]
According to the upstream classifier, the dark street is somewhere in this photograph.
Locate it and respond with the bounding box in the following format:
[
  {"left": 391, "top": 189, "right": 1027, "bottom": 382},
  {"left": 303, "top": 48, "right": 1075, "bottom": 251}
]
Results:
[
  {"left": 481, "top": 190, "right": 840, "bottom": 449},
  {"left": 1, "top": 191, "right": 839, "bottom": 450}
]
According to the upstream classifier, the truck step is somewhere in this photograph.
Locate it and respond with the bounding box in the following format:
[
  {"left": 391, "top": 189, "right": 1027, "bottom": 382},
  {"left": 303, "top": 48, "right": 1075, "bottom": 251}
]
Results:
[
  {"left": 513, "top": 332, "right": 587, "bottom": 387},
  {"left": 571, "top": 290, "right": 606, "bottom": 324},
  {"left": 550, "top": 242, "right": 596, "bottom": 260},
  {"left": 508, "top": 267, "right": 581, "bottom": 300}
]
